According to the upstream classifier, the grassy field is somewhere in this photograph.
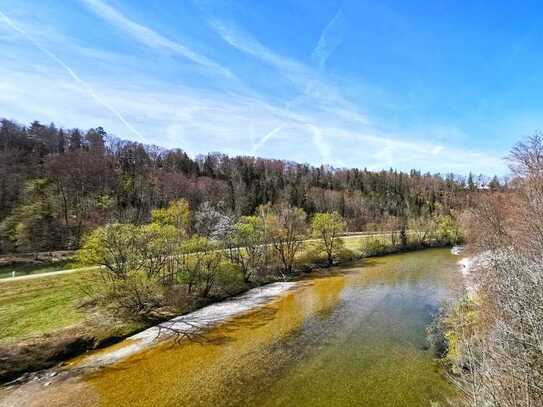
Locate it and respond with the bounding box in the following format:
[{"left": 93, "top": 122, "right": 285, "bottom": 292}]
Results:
[
  {"left": 0, "top": 270, "right": 96, "bottom": 344},
  {"left": 343, "top": 234, "right": 375, "bottom": 252},
  {"left": 0, "top": 234, "right": 396, "bottom": 346}
]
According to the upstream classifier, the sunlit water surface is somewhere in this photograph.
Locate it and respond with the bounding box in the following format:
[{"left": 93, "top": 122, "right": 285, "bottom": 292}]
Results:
[{"left": 5, "top": 248, "right": 462, "bottom": 406}]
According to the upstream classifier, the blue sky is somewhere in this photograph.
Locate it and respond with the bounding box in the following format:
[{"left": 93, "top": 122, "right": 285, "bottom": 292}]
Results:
[{"left": 1, "top": 0, "right": 542, "bottom": 174}]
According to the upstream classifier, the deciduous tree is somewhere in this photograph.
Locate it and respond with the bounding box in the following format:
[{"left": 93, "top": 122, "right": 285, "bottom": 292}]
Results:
[
  {"left": 267, "top": 205, "right": 307, "bottom": 276},
  {"left": 311, "top": 212, "right": 346, "bottom": 266}
]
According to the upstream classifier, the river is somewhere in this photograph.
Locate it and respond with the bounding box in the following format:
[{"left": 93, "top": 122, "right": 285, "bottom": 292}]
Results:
[{"left": 1, "top": 248, "right": 462, "bottom": 406}]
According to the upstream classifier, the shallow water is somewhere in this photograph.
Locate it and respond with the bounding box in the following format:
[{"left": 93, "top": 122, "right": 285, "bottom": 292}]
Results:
[{"left": 4, "top": 248, "right": 462, "bottom": 406}]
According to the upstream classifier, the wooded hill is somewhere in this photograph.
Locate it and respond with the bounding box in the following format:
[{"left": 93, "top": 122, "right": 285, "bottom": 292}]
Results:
[{"left": 0, "top": 119, "right": 486, "bottom": 253}]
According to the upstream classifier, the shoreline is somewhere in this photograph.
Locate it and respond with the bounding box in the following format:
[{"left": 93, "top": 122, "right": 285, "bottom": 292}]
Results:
[
  {"left": 0, "top": 281, "right": 302, "bottom": 402},
  {"left": 0, "top": 246, "right": 458, "bottom": 407},
  {"left": 79, "top": 281, "right": 299, "bottom": 369},
  {"left": 454, "top": 247, "right": 489, "bottom": 298},
  {"left": 0, "top": 280, "right": 301, "bottom": 387},
  {"left": 0, "top": 243, "right": 452, "bottom": 385},
  {"left": 0, "top": 282, "right": 303, "bottom": 405},
  {"left": 452, "top": 245, "right": 476, "bottom": 296}
]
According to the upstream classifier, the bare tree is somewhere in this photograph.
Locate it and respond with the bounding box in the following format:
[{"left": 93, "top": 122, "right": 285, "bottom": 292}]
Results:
[{"left": 446, "top": 134, "right": 543, "bottom": 406}]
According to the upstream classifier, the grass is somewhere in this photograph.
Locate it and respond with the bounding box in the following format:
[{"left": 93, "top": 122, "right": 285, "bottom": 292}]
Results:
[
  {"left": 343, "top": 235, "right": 381, "bottom": 252},
  {"left": 0, "top": 270, "right": 96, "bottom": 344}
]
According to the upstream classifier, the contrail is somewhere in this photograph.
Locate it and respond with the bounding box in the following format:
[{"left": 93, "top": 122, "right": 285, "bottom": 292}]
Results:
[
  {"left": 311, "top": 7, "right": 345, "bottom": 70},
  {"left": 80, "top": 0, "right": 232, "bottom": 79},
  {"left": 0, "top": 10, "right": 142, "bottom": 137},
  {"left": 253, "top": 124, "right": 285, "bottom": 153},
  {"left": 307, "top": 124, "right": 331, "bottom": 163}
]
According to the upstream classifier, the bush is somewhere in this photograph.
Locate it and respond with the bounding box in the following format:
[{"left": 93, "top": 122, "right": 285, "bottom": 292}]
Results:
[
  {"left": 96, "top": 273, "right": 165, "bottom": 321},
  {"left": 362, "top": 238, "right": 390, "bottom": 257}
]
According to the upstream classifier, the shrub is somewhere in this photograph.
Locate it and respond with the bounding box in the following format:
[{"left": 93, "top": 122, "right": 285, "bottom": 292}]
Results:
[{"left": 362, "top": 238, "right": 390, "bottom": 257}]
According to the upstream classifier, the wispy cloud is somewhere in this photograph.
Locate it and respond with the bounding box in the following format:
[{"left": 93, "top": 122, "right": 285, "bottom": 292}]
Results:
[
  {"left": 0, "top": 61, "right": 505, "bottom": 174},
  {"left": 207, "top": 19, "right": 281, "bottom": 66},
  {"left": 208, "top": 18, "right": 373, "bottom": 123},
  {"left": 204, "top": 17, "right": 491, "bottom": 172},
  {"left": 79, "top": 0, "right": 232, "bottom": 78},
  {"left": 307, "top": 124, "right": 332, "bottom": 163},
  {"left": 207, "top": 19, "right": 343, "bottom": 101},
  {"left": 205, "top": 17, "right": 502, "bottom": 172},
  {"left": 0, "top": 2, "right": 506, "bottom": 175},
  {"left": 0, "top": 9, "right": 141, "bottom": 137},
  {"left": 311, "top": 7, "right": 346, "bottom": 69},
  {"left": 207, "top": 17, "right": 374, "bottom": 160},
  {"left": 252, "top": 124, "right": 285, "bottom": 153}
]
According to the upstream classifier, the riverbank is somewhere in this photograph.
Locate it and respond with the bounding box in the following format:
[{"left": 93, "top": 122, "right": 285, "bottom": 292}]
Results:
[
  {"left": 0, "top": 237, "right": 452, "bottom": 384},
  {"left": 1, "top": 282, "right": 301, "bottom": 403},
  {"left": 0, "top": 248, "right": 460, "bottom": 407},
  {"left": 430, "top": 247, "right": 485, "bottom": 377},
  {"left": 0, "top": 273, "right": 306, "bottom": 384}
]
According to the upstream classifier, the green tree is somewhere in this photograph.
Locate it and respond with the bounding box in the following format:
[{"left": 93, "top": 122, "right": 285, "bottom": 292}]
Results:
[
  {"left": 1, "top": 179, "right": 63, "bottom": 252},
  {"left": 435, "top": 214, "right": 461, "bottom": 245},
  {"left": 78, "top": 223, "right": 168, "bottom": 319},
  {"left": 267, "top": 205, "right": 307, "bottom": 276},
  {"left": 467, "top": 172, "right": 476, "bottom": 192},
  {"left": 181, "top": 236, "right": 223, "bottom": 297},
  {"left": 151, "top": 199, "right": 190, "bottom": 233},
  {"left": 311, "top": 212, "right": 346, "bottom": 266},
  {"left": 140, "top": 222, "right": 184, "bottom": 282},
  {"left": 488, "top": 175, "right": 501, "bottom": 191},
  {"left": 78, "top": 223, "right": 145, "bottom": 279},
  {"left": 232, "top": 215, "right": 265, "bottom": 282}
]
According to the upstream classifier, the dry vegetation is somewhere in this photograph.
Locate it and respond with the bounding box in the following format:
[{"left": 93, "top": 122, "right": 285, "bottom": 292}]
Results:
[{"left": 440, "top": 135, "right": 543, "bottom": 406}]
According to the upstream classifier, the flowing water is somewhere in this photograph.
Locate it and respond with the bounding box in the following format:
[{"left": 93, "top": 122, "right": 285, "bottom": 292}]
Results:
[{"left": 2, "top": 248, "right": 462, "bottom": 406}]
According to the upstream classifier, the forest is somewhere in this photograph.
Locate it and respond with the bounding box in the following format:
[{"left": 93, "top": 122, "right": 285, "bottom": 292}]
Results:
[{"left": 0, "top": 118, "right": 497, "bottom": 254}]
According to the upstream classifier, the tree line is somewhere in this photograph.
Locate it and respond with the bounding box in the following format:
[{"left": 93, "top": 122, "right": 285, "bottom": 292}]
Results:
[
  {"left": 78, "top": 197, "right": 459, "bottom": 321},
  {"left": 78, "top": 199, "right": 308, "bottom": 319},
  {"left": 0, "top": 119, "right": 489, "bottom": 254}
]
